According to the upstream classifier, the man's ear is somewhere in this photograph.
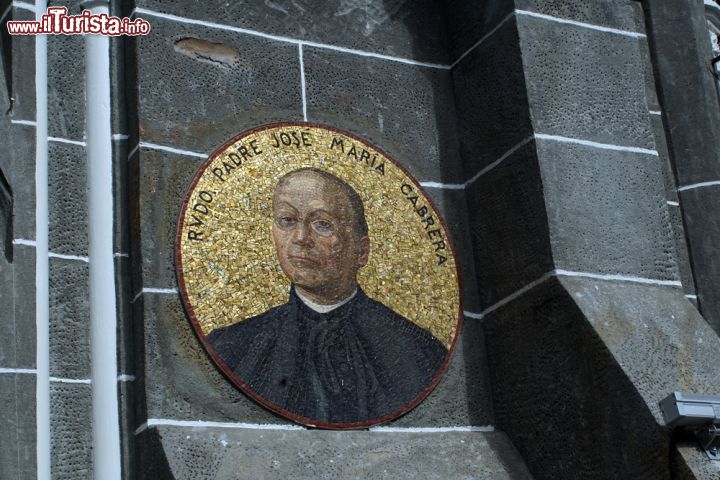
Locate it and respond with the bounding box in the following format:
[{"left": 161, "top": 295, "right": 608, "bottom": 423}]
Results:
[{"left": 356, "top": 235, "right": 370, "bottom": 268}]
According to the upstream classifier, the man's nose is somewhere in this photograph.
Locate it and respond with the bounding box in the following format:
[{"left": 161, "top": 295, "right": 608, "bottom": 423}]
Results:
[{"left": 291, "top": 221, "right": 314, "bottom": 247}]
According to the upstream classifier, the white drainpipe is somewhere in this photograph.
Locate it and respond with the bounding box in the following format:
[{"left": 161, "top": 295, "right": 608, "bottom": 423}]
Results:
[
  {"left": 33, "top": 0, "right": 50, "bottom": 478},
  {"left": 84, "top": 1, "right": 122, "bottom": 478}
]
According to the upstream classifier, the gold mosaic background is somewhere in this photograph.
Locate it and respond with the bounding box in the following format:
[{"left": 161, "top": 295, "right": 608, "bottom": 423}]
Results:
[{"left": 178, "top": 125, "right": 460, "bottom": 348}]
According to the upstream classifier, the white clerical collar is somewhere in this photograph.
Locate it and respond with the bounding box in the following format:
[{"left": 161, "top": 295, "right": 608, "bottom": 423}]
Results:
[{"left": 295, "top": 288, "right": 358, "bottom": 313}]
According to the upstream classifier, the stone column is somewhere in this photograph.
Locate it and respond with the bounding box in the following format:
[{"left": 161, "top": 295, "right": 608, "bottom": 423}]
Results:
[{"left": 449, "top": 0, "right": 720, "bottom": 478}]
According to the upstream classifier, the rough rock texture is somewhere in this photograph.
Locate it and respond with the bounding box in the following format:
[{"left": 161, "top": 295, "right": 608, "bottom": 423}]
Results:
[
  {"left": 644, "top": 0, "right": 720, "bottom": 335},
  {"left": 49, "top": 258, "right": 90, "bottom": 379},
  {"left": 135, "top": 0, "right": 450, "bottom": 64},
  {"left": 672, "top": 442, "right": 720, "bottom": 479},
  {"left": 48, "top": 142, "right": 88, "bottom": 257},
  {"left": 485, "top": 277, "right": 720, "bottom": 480},
  {"left": 136, "top": 16, "right": 303, "bottom": 154},
  {"left": 50, "top": 382, "right": 93, "bottom": 480},
  {"left": 138, "top": 426, "right": 533, "bottom": 480},
  {"left": 0, "top": 374, "right": 36, "bottom": 480},
  {"left": 303, "top": 47, "right": 463, "bottom": 184}
]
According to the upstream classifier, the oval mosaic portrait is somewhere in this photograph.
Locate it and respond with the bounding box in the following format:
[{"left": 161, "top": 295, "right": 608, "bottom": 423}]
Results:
[{"left": 176, "top": 123, "right": 462, "bottom": 428}]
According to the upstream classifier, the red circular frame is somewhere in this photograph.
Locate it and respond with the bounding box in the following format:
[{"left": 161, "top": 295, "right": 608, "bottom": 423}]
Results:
[{"left": 175, "top": 122, "right": 465, "bottom": 429}]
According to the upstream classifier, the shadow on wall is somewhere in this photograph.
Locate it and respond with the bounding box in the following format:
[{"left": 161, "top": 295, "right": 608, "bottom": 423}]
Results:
[{"left": 378, "top": 0, "right": 495, "bottom": 429}]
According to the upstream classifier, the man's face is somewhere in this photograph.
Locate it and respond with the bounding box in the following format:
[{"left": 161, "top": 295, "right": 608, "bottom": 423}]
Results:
[{"left": 271, "top": 172, "right": 369, "bottom": 304}]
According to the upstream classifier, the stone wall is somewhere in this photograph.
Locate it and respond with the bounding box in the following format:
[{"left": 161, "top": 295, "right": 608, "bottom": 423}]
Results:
[{"left": 2, "top": 0, "right": 720, "bottom": 479}]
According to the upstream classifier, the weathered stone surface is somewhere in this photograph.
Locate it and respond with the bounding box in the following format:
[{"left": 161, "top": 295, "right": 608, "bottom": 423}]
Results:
[
  {"left": 424, "top": 187, "right": 481, "bottom": 312},
  {"left": 136, "top": 148, "right": 200, "bottom": 289},
  {"left": 514, "top": 0, "right": 645, "bottom": 33},
  {"left": 638, "top": 36, "right": 660, "bottom": 112},
  {"left": 136, "top": 0, "right": 449, "bottom": 65},
  {"left": 444, "top": 0, "right": 514, "bottom": 63},
  {"left": 136, "top": 16, "right": 303, "bottom": 153},
  {"left": 8, "top": 124, "right": 36, "bottom": 241},
  {"left": 679, "top": 187, "right": 720, "bottom": 333},
  {"left": 145, "top": 426, "right": 532, "bottom": 480},
  {"left": 672, "top": 441, "right": 720, "bottom": 480},
  {"left": 563, "top": 279, "right": 720, "bottom": 408},
  {"left": 142, "top": 292, "right": 291, "bottom": 424},
  {"left": 536, "top": 139, "right": 679, "bottom": 282},
  {"left": 303, "top": 47, "right": 463, "bottom": 184},
  {"left": 645, "top": 0, "right": 720, "bottom": 335},
  {"left": 667, "top": 204, "right": 696, "bottom": 297},
  {"left": 518, "top": 14, "right": 654, "bottom": 150},
  {"left": 48, "top": 142, "right": 88, "bottom": 256},
  {"left": 0, "top": 374, "right": 36, "bottom": 480},
  {"left": 644, "top": 0, "right": 720, "bottom": 186},
  {"left": 49, "top": 257, "right": 90, "bottom": 379},
  {"left": 485, "top": 276, "right": 720, "bottom": 479},
  {"left": 9, "top": 7, "right": 36, "bottom": 122},
  {"left": 652, "top": 114, "right": 676, "bottom": 203},
  {"left": 0, "top": 244, "right": 36, "bottom": 369},
  {"left": 465, "top": 140, "right": 553, "bottom": 308},
  {"left": 388, "top": 318, "right": 493, "bottom": 427},
  {"left": 50, "top": 382, "right": 92, "bottom": 480},
  {"left": 644, "top": 0, "right": 720, "bottom": 338},
  {"left": 47, "top": 29, "right": 85, "bottom": 141},
  {"left": 451, "top": 15, "right": 533, "bottom": 178}
]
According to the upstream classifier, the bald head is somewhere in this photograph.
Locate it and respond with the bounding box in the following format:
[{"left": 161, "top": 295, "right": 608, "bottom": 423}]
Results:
[{"left": 275, "top": 168, "right": 368, "bottom": 236}]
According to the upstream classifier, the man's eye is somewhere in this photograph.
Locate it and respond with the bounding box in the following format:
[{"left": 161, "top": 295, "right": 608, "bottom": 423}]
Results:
[
  {"left": 312, "top": 220, "right": 333, "bottom": 234},
  {"left": 276, "top": 217, "right": 297, "bottom": 229}
]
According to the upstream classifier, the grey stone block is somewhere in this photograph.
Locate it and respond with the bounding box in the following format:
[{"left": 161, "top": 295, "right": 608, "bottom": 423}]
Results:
[
  {"left": 667, "top": 204, "right": 696, "bottom": 296},
  {"left": 465, "top": 140, "right": 554, "bottom": 308},
  {"left": 9, "top": 124, "right": 36, "bottom": 241},
  {"left": 135, "top": 0, "right": 449, "bottom": 65},
  {"left": 47, "top": 29, "right": 85, "bottom": 141},
  {"left": 50, "top": 382, "right": 92, "bottom": 480},
  {"left": 388, "top": 318, "right": 493, "bottom": 427},
  {"left": 672, "top": 442, "right": 720, "bottom": 480},
  {"left": 142, "top": 292, "right": 291, "bottom": 424},
  {"left": 136, "top": 16, "right": 302, "bottom": 154},
  {"left": 518, "top": 14, "right": 654, "bottom": 150},
  {"left": 146, "top": 426, "right": 532, "bottom": 480},
  {"left": 638, "top": 37, "right": 660, "bottom": 112},
  {"left": 514, "top": 0, "right": 645, "bottom": 33},
  {"left": 651, "top": 114, "right": 678, "bottom": 203},
  {"left": 0, "top": 244, "right": 36, "bottom": 369},
  {"left": 304, "top": 47, "right": 463, "bottom": 184},
  {"left": 0, "top": 373, "right": 36, "bottom": 480},
  {"left": 424, "top": 187, "right": 481, "bottom": 312},
  {"left": 9, "top": 7, "right": 35, "bottom": 122},
  {"left": 536, "top": 138, "right": 679, "bottom": 282},
  {"left": 451, "top": 16, "right": 533, "bottom": 177},
  {"left": 562, "top": 278, "right": 720, "bottom": 410},
  {"left": 444, "top": 0, "right": 514, "bottom": 62},
  {"left": 679, "top": 187, "right": 720, "bottom": 333},
  {"left": 644, "top": 0, "right": 720, "bottom": 186},
  {"left": 49, "top": 257, "right": 90, "bottom": 379},
  {"left": 48, "top": 142, "right": 88, "bottom": 257},
  {"left": 485, "top": 276, "right": 720, "bottom": 479},
  {"left": 136, "top": 148, "right": 200, "bottom": 289}
]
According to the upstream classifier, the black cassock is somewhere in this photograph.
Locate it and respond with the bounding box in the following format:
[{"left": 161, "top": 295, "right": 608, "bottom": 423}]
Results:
[{"left": 207, "top": 286, "right": 448, "bottom": 424}]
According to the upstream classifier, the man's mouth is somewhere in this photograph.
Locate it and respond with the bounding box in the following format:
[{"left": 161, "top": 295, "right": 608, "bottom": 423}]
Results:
[{"left": 288, "top": 255, "right": 320, "bottom": 267}]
